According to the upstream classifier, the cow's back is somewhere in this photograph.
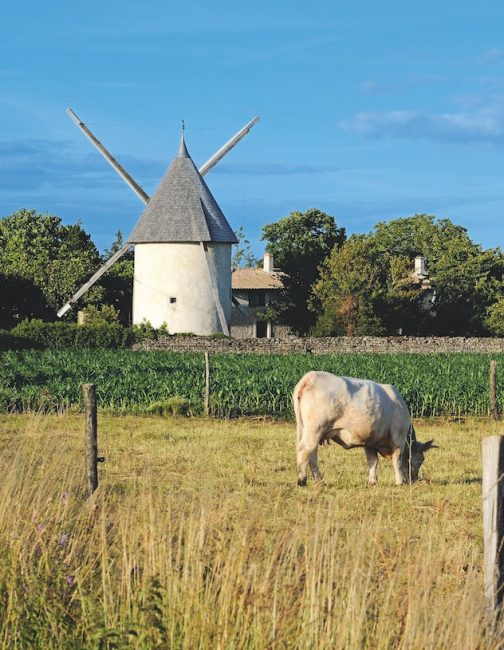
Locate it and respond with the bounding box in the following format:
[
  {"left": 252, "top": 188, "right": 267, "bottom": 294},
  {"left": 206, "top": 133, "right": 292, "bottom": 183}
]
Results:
[{"left": 294, "top": 371, "right": 410, "bottom": 449}]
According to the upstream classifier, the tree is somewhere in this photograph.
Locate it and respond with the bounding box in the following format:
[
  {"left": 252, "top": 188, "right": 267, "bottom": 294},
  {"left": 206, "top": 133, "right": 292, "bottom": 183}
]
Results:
[
  {"left": 311, "top": 214, "right": 504, "bottom": 336},
  {"left": 261, "top": 208, "right": 346, "bottom": 334},
  {"left": 311, "top": 237, "right": 386, "bottom": 336},
  {"left": 0, "top": 209, "right": 102, "bottom": 322},
  {"left": 486, "top": 296, "right": 504, "bottom": 336},
  {"left": 98, "top": 230, "right": 134, "bottom": 324},
  {"left": 232, "top": 226, "right": 259, "bottom": 269},
  {"left": 0, "top": 274, "right": 52, "bottom": 329}
]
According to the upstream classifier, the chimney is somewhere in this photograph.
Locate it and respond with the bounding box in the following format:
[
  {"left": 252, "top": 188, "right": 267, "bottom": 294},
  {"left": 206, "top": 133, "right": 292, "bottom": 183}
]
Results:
[
  {"left": 264, "top": 252, "right": 274, "bottom": 273},
  {"left": 415, "top": 256, "right": 426, "bottom": 277}
]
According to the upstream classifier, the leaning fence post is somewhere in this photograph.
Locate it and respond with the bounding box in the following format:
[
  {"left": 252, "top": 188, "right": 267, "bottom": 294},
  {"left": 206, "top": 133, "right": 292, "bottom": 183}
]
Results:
[
  {"left": 490, "top": 360, "right": 500, "bottom": 421},
  {"left": 83, "top": 383, "right": 103, "bottom": 497},
  {"left": 204, "top": 352, "right": 210, "bottom": 416},
  {"left": 482, "top": 435, "right": 504, "bottom": 612}
]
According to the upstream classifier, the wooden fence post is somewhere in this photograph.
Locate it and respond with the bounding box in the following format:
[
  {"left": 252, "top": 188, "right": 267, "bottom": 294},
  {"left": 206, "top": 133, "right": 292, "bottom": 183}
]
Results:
[
  {"left": 482, "top": 435, "right": 504, "bottom": 612},
  {"left": 204, "top": 352, "right": 210, "bottom": 417},
  {"left": 490, "top": 360, "right": 500, "bottom": 421},
  {"left": 83, "top": 383, "right": 104, "bottom": 497}
]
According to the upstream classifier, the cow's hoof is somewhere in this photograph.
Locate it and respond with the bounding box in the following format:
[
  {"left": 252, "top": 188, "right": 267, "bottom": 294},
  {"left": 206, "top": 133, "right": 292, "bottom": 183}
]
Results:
[{"left": 297, "top": 477, "right": 307, "bottom": 487}]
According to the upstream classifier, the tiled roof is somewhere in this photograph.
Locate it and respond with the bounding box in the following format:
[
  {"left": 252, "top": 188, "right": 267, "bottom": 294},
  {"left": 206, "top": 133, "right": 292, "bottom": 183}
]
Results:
[
  {"left": 129, "top": 134, "right": 238, "bottom": 244},
  {"left": 232, "top": 268, "right": 284, "bottom": 290}
]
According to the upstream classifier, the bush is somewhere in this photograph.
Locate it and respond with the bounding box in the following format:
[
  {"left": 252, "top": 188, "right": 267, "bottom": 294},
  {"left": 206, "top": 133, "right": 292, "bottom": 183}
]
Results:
[
  {"left": 0, "top": 330, "right": 41, "bottom": 350},
  {"left": 0, "top": 320, "right": 131, "bottom": 350},
  {"left": 130, "top": 321, "right": 169, "bottom": 343},
  {"left": 145, "top": 398, "right": 191, "bottom": 416},
  {"left": 79, "top": 304, "right": 120, "bottom": 326},
  {"left": 0, "top": 319, "right": 174, "bottom": 350}
]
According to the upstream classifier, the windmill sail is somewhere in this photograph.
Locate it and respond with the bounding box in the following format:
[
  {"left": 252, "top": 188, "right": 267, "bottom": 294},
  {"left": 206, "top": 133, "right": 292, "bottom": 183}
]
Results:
[
  {"left": 67, "top": 108, "right": 149, "bottom": 204},
  {"left": 58, "top": 114, "right": 259, "bottom": 321}
]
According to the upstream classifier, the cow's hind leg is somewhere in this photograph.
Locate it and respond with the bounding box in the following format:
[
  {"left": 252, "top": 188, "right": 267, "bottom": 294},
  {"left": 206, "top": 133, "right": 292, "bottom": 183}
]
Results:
[
  {"left": 308, "top": 447, "right": 323, "bottom": 483},
  {"left": 297, "top": 433, "right": 319, "bottom": 486},
  {"left": 365, "top": 447, "right": 379, "bottom": 485}
]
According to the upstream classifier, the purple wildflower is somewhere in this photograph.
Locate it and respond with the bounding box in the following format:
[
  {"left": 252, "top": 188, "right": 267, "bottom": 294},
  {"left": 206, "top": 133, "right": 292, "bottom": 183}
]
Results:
[
  {"left": 66, "top": 575, "right": 75, "bottom": 586},
  {"left": 58, "top": 533, "right": 69, "bottom": 547}
]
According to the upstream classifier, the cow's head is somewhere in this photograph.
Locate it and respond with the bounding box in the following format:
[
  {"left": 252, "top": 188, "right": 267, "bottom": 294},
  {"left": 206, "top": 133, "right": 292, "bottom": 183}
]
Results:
[{"left": 401, "top": 426, "right": 437, "bottom": 482}]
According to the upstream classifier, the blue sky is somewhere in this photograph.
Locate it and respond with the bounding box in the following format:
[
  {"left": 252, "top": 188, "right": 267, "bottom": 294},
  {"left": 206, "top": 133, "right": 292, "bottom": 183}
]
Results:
[{"left": 1, "top": 0, "right": 503, "bottom": 255}]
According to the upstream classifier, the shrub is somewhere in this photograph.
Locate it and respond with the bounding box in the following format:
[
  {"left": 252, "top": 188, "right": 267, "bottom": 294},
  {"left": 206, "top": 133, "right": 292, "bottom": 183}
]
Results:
[
  {"left": 4, "top": 320, "right": 132, "bottom": 349},
  {"left": 145, "top": 397, "right": 191, "bottom": 416},
  {"left": 79, "top": 304, "right": 120, "bottom": 326}
]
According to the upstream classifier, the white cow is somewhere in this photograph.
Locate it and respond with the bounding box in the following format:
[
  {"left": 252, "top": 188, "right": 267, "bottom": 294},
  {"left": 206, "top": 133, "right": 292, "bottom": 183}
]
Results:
[{"left": 293, "top": 371, "right": 436, "bottom": 486}]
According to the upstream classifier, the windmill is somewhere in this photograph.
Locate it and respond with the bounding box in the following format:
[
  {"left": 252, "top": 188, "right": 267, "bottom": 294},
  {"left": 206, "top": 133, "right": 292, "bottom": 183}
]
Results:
[{"left": 58, "top": 109, "right": 259, "bottom": 335}]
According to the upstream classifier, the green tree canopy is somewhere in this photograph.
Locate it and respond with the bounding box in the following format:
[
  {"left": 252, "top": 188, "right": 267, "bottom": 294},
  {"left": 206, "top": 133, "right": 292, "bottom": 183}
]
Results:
[
  {"left": 98, "top": 230, "right": 134, "bottom": 325},
  {"left": 0, "top": 209, "right": 101, "bottom": 323},
  {"left": 261, "top": 208, "right": 346, "bottom": 334},
  {"left": 311, "top": 214, "right": 503, "bottom": 336},
  {"left": 232, "top": 226, "right": 259, "bottom": 269}
]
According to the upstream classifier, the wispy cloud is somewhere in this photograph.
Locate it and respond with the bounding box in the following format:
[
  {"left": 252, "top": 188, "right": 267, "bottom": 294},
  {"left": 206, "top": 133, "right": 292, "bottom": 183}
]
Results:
[
  {"left": 339, "top": 102, "right": 504, "bottom": 144},
  {"left": 214, "top": 161, "right": 339, "bottom": 176},
  {"left": 478, "top": 48, "right": 504, "bottom": 64},
  {"left": 357, "top": 80, "right": 393, "bottom": 96},
  {"left": 0, "top": 139, "right": 163, "bottom": 192},
  {"left": 409, "top": 73, "right": 447, "bottom": 84}
]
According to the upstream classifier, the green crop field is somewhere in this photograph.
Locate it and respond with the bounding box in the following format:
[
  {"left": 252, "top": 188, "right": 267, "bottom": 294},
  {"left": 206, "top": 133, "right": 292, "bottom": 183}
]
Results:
[
  {"left": 0, "top": 350, "right": 502, "bottom": 418},
  {"left": 0, "top": 413, "right": 502, "bottom": 648}
]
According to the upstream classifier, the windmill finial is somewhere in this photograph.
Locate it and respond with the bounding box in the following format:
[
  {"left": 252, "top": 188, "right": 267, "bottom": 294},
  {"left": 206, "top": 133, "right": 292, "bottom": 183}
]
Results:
[{"left": 177, "top": 120, "right": 189, "bottom": 158}]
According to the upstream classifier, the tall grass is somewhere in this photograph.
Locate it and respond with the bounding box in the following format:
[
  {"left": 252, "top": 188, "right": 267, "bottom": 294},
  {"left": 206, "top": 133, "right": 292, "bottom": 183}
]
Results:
[{"left": 0, "top": 414, "right": 502, "bottom": 648}]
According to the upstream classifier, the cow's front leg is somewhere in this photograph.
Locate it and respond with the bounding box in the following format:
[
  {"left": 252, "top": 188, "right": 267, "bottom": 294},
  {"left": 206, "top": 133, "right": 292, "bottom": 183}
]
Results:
[
  {"left": 365, "top": 447, "right": 379, "bottom": 485},
  {"left": 308, "top": 447, "right": 323, "bottom": 483},
  {"left": 391, "top": 448, "right": 404, "bottom": 485},
  {"left": 296, "top": 436, "right": 319, "bottom": 486}
]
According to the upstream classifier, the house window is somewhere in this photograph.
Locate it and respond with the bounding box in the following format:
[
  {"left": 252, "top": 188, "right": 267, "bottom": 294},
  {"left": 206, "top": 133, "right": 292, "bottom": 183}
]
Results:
[
  {"left": 256, "top": 320, "right": 268, "bottom": 338},
  {"left": 248, "top": 290, "right": 266, "bottom": 307}
]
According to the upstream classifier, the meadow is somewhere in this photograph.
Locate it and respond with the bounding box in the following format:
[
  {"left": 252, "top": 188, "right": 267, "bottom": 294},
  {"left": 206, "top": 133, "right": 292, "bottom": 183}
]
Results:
[
  {"left": 0, "top": 412, "right": 503, "bottom": 649},
  {"left": 0, "top": 350, "right": 502, "bottom": 418}
]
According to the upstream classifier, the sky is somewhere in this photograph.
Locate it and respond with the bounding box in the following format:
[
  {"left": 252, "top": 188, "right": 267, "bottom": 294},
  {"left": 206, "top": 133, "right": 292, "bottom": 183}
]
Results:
[{"left": 1, "top": 0, "right": 503, "bottom": 256}]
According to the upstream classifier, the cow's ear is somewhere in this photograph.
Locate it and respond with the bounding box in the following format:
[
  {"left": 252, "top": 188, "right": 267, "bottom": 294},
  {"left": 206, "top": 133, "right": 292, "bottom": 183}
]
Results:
[{"left": 422, "top": 439, "right": 438, "bottom": 452}]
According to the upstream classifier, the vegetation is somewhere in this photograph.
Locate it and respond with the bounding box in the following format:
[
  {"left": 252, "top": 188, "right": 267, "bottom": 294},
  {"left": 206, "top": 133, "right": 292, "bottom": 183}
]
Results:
[
  {"left": 311, "top": 215, "right": 504, "bottom": 337},
  {"left": 0, "top": 414, "right": 501, "bottom": 648},
  {"left": 232, "top": 225, "right": 259, "bottom": 268},
  {"left": 0, "top": 350, "right": 502, "bottom": 417},
  {"left": 0, "top": 209, "right": 102, "bottom": 325},
  {"left": 0, "top": 211, "right": 133, "bottom": 327},
  {"left": 262, "top": 208, "right": 346, "bottom": 335},
  {"left": 1, "top": 209, "right": 501, "bottom": 337}
]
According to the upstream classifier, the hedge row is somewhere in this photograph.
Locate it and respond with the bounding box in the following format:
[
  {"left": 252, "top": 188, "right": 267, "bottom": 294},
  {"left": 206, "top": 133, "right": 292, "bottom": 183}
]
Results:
[{"left": 0, "top": 320, "right": 165, "bottom": 350}]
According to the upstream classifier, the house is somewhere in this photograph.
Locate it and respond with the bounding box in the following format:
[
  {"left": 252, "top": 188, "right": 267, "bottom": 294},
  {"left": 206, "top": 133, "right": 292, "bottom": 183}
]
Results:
[{"left": 231, "top": 253, "right": 288, "bottom": 338}]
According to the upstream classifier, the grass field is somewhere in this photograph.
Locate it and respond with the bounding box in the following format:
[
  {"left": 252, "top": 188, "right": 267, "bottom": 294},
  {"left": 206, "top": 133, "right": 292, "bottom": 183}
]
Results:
[{"left": 0, "top": 413, "right": 503, "bottom": 648}]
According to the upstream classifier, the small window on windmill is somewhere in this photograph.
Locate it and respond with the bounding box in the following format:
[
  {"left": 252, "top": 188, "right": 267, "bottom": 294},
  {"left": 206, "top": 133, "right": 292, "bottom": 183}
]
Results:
[{"left": 169, "top": 297, "right": 177, "bottom": 304}]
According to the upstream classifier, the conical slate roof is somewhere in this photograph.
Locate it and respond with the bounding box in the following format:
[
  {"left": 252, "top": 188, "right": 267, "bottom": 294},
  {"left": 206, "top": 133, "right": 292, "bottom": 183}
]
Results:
[{"left": 129, "top": 134, "right": 238, "bottom": 244}]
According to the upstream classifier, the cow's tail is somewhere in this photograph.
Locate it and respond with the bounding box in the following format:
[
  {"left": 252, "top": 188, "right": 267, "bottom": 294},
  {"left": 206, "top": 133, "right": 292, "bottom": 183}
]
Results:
[
  {"left": 293, "top": 373, "right": 314, "bottom": 444},
  {"left": 293, "top": 377, "right": 307, "bottom": 444}
]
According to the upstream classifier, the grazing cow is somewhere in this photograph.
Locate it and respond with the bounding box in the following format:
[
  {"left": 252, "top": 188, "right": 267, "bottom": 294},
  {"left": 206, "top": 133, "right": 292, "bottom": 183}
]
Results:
[{"left": 293, "top": 371, "right": 436, "bottom": 486}]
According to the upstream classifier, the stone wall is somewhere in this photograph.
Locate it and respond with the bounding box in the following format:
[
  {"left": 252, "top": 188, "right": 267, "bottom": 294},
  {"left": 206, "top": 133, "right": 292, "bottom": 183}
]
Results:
[{"left": 133, "top": 335, "right": 504, "bottom": 354}]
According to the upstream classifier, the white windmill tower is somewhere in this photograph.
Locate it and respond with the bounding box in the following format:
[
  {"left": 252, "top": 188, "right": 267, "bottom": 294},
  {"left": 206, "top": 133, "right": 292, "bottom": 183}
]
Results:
[{"left": 58, "top": 110, "right": 259, "bottom": 335}]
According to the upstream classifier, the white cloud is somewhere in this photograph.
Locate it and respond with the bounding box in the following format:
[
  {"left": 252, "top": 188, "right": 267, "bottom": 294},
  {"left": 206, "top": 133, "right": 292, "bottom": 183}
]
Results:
[
  {"left": 357, "top": 80, "right": 393, "bottom": 96},
  {"left": 339, "top": 102, "right": 504, "bottom": 144}
]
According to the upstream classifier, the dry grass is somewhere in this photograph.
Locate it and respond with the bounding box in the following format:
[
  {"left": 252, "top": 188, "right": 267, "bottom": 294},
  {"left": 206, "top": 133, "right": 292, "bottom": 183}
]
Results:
[{"left": 0, "top": 413, "right": 503, "bottom": 648}]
